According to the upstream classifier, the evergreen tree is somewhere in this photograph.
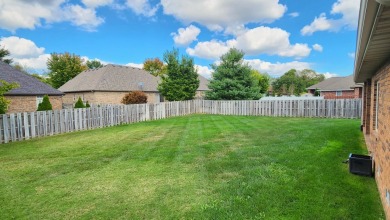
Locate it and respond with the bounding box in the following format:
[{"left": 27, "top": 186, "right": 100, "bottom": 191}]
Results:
[
  {"left": 74, "top": 97, "right": 85, "bottom": 108},
  {"left": 85, "top": 101, "right": 91, "bottom": 108},
  {"left": 158, "top": 49, "right": 199, "bottom": 101},
  {"left": 37, "top": 95, "right": 53, "bottom": 111},
  {"left": 206, "top": 48, "right": 261, "bottom": 100}
]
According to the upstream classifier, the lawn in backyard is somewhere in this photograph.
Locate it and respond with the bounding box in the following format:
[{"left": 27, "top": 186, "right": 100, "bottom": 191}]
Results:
[{"left": 0, "top": 115, "right": 384, "bottom": 219}]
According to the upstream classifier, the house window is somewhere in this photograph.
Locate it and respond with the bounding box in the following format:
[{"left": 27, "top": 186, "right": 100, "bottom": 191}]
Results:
[
  {"left": 36, "top": 96, "right": 44, "bottom": 107},
  {"left": 336, "top": 91, "right": 342, "bottom": 96}
]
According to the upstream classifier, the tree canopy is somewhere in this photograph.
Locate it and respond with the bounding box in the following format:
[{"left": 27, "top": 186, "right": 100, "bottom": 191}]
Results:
[
  {"left": 157, "top": 49, "right": 199, "bottom": 101},
  {"left": 0, "top": 80, "right": 19, "bottom": 114},
  {"left": 143, "top": 58, "right": 166, "bottom": 76},
  {"left": 206, "top": 48, "right": 261, "bottom": 100},
  {"left": 251, "top": 70, "right": 270, "bottom": 94},
  {"left": 272, "top": 69, "right": 325, "bottom": 96},
  {"left": 86, "top": 60, "right": 103, "bottom": 69},
  {"left": 47, "top": 52, "right": 87, "bottom": 89},
  {"left": 0, "top": 46, "right": 12, "bottom": 64}
]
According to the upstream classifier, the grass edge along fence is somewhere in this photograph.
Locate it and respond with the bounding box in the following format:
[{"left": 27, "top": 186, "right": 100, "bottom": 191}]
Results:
[{"left": 0, "top": 99, "right": 361, "bottom": 144}]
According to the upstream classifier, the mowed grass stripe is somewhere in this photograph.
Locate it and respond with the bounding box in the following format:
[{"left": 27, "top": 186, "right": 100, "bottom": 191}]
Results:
[{"left": 0, "top": 115, "right": 384, "bottom": 219}]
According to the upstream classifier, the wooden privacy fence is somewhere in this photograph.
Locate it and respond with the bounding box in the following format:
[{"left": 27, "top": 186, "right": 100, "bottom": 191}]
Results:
[{"left": 0, "top": 99, "right": 361, "bottom": 144}]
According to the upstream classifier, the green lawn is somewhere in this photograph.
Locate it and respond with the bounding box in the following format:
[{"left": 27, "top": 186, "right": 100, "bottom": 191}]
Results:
[{"left": 0, "top": 115, "right": 384, "bottom": 219}]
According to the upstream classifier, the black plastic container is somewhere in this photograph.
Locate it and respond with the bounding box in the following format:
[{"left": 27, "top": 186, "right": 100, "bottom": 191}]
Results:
[{"left": 349, "top": 153, "right": 373, "bottom": 176}]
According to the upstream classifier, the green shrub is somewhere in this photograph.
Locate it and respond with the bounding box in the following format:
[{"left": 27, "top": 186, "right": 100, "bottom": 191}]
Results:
[
  {"left": 37, "top": 95, "right": 53, "bottom": 111},
  {"left": 74, "top": 97, "right": 85, "bottom": 108},
  {"left": 0, "top": 96, "right": 10, "bottom": 114},
  {"left": 85, "top": 101, "right": 90, "bottom": 108},
  {"left": 314, "top": 89, "right": 320, "bottom": 96},
  {"left": 121, "top": 91, "right": 148, "bottom": 104}
]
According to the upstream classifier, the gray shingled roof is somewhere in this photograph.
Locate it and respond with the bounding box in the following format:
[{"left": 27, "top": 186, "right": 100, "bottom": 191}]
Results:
[
  {"left": 0, "top": 61, "right": 63, "bottom": 96},
  {"left": 306, "top": 75, "right": 357, "bottom": 91},
  {"left": 197, "top": 74, "right": 209, "bottom": 91},
  {"left": 59, "top": 64, "right": 209, "bottom": 92}
]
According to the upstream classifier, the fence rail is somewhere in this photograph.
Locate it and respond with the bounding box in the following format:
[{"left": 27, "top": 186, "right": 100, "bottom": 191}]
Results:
[{"left": 0, "top": 99, "right": 361, "bottom": 144}]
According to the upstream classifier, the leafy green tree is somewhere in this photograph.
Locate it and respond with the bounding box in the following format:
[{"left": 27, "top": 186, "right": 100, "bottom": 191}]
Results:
[
  {"left": 0, "top": 80, "right": 19, "bottom": 114},
  {"left": 74, "top": 97, "right": 85, "bottom": 108},
  {"left": 158, "top": 49, "right": 199, "bottom": 101},
  {"left": 272, "top": 69, "right": 324, "bottom": 96},
  {"left": 206, "top": 48, "right": 261, "bottom": 100},
  {"left": 143, "top": 58, "right": 166, "bottom": 76},
  {"left": 0, "top": 46, "right": 12, "bottom": 64},
  {"left": 251, "top": 70, "right": 270, "bottom": 94},
  {"left": 37, "top": 95, "right": 53, "bottom": 111},
  {"left": 47, "top": 52, "right": 87, "bottom": 89},
  {"left": 86, "top": 60, "right": 103, "bottom": 69}
]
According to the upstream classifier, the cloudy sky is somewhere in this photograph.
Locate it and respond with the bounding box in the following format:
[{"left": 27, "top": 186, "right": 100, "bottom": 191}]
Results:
[{"left": 0, "top": 0, "right": 359, "bottom": 78}]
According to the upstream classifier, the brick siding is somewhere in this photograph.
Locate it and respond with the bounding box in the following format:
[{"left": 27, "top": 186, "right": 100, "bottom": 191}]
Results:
[
  {"left": 6, "top": 95, "right": 63, "bottom": 113},
  {"left": 320, "top": 90, "right": 356, "bottom": 99},
  {"left": 362, "top": 63, "right": 390, "bottom": 218}
]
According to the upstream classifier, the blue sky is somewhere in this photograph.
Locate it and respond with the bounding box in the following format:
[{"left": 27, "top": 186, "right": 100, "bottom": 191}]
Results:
[{"left": 0, "top": 0, "right": 359, "bottom": 79}]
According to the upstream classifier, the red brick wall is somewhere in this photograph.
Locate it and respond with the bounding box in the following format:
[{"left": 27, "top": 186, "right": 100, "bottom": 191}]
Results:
[
  {"left": 320, "top": 90, "right": 355, "bottom": 99},
  {"left": 6, "top": 95, "right": 63, "bottom": 113},
  {"left": 362, "top": 63, "right": 390, "bottom": 218}
]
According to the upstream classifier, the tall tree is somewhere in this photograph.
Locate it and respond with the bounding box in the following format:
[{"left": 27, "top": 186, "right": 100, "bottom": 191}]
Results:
[
  {"left": 272, "top": 69, "right": 324, "bottom": 96},
  {"left": 86, "top": 60, "right": 103, "bottom": 69},
  {"left": 0, "top": 46, "right": 12, "bottom": 64},
  {"left": 158, "top": 49, "right": 199, "bottom": 101},
  {"left": 206, "top": 48, "right": 261, "bottom": 100},
  {"left": 251, "top": 70, "right": 270, "bottom": 94},
  {"left": 47, "top": 52, "right": 87, "bottom": 89},
  {"left": 0, "top": 80, "right": 19, "bottom": 114},
  {"left": 143, "top": 58, "right": 166, "bottom": 76}
]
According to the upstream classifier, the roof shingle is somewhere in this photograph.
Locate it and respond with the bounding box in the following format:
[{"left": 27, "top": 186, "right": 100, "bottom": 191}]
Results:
[
  {"left": 0, "top": 61, "right": 63, "bottom": 96},
  {"left": 306, "top": 75, "right": 360, "bottom": 91}
]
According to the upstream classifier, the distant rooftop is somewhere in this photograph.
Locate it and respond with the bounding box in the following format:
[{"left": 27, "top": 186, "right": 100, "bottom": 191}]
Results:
[{"left": 307, "top": 75, "right": 361, "bottom": 91}]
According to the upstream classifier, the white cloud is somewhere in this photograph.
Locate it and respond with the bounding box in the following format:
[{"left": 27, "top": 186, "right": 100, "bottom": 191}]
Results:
[
  {"left": 321, "top": 72, "right": 339, "bottom": 78},
  {"left": 187, "top": 26, "right": 311, "bottom": 59},
  {"left": 301, "top": 0, "right": 359, "bottom": 35},
  {"left": 62, "top": 5, "right": 104, "bottom": 31},
  {"left": 312, "top": 44, "right": 323, "bottom": 52},
  {"left": 82, "top": 0, "right": 114, "bottom": 8},
  {"left": 161, "top": 0, "right": 286, "bottom": 31},
  {"left": 14, "top": 54, "right": 51, "bottom": 71},
  {"left": 0, "top": 36, "right": 45, "bottom": 58},
  {"left": 289, "top": 12, "right": 299, "bottom": 18},
  {"left": 245, "top": 59, "right": 311, "bottom": 76},
  {"left": 186, "top": 40, "right": 234, "bottom": 60},
  {"left": 126, "top": 0, "right": 159, "bottom": 17},
  {"left": 348, "top": 52, "right": 355, "bottom": 58},
  {"left": 195, "top": 65, "right": 213, "bottom": 79},
  {"left": 0, "top": 0, "right": 105, "bottom": 32},
  {"left": 126, "top": 63, "right": 144, "bottom": 68},
  {"left": 172, "top": 25, "right": 201, "bottom": 46}
]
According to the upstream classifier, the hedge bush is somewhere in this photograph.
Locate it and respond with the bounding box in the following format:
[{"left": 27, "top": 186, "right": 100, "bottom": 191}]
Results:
[
  {"left": 121, "top": 91, "right": 148, "bottom": 104},
  {"left": 37, "top": 95, "right": 53, "bottom": 111},
  {"left": 74, "top": 97, "right": 85, "bottom": 108}
]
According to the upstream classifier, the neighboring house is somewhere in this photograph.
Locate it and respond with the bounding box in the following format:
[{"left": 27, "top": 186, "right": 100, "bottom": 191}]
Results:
[
  {"left": 59, "top": 64, "right": 209, "bottom": 105},
  {"left": 354, "top": 0, "right": 390, "bottom": 217},
  {"left": 306, "top": 75, "right": 363, "bottom": 99},
  {"left": 0, "top": 61, "right": 63, "bottom": 113}
]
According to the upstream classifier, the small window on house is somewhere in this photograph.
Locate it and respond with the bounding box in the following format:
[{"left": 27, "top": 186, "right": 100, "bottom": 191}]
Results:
[
  {"left": 36, "top": 96, "right": 44, "bottom": 108},
  {"left": 336, "top": 91, "right": 342, "bottom": 96}
]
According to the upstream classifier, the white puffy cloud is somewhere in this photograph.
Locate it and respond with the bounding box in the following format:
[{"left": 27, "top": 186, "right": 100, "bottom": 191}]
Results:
[
  {"left": 312, "top": 44, "right": 323, "bottom": 52},
  {"left": 126, "top": 63, "right": 144, "bottom": 68},
  {"left": 0, "top": 36, "right": 44, "bottom": 59},
  {"left": 195, "top": 65, "right": 213, "bottom": 79},
  {"left": 187, "top": 26, "right": 311, "bottom": 59},
  {"left": 14, "top": 54, "right": 51, "bottom": 71},
  {"left": 289, "top": 12, "right": 299, "bottom": 18},
  {"left": 301, "top": 0, "right": 359, "bottom": 35},
  {"left": 82, "top": 0, "right": 114, "bottom": 8},
  {"left": 0, "top": 0, "right": 105, "bottom": 32},
  {"left": 245, "top": 59, "right": 311, "bottom": 76},
  {"left": 172, "top": 25, "right": 201, "bottom": 46},
  {"left": 126, "top": 0, "right": 159, "bottom": 17},
  {"left": 321, "top": 72, "right": 339, "bottom": 78},
  {"left": 62, "top": 5, "right": 104, "bottom": 31},
  {"left": 348, "top": 52, "right": 355, "bottom": 58},
  {"left": 186, "top": 40, "right": 235, "bottom": 60},
  {"left": 161, "top": 0, "right": 286, "bottom": 31}
]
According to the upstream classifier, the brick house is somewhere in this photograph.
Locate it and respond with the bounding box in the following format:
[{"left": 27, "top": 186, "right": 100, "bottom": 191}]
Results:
[
  {"left": 59, "top": 64, "right": 209, "bottom": 106},
  {"left": 0, "top": 61, "right": 63, "bottom": 113},
  {"left": 307, "top": 75, "right": 363, "bottom": 99},
  {"left": 355, "top": 0, "right": 390, "bottom": 217}
]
